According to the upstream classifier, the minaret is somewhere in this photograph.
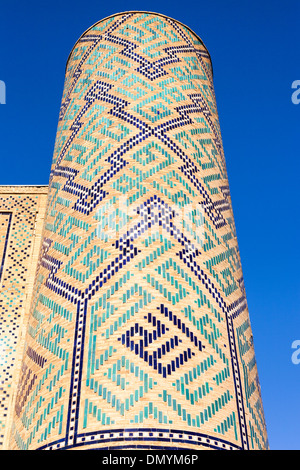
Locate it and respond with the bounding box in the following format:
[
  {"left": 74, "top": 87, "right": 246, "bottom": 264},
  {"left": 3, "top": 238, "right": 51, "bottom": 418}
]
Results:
[{"left": 9, "top": 12, "right": 268, "bottom": 450}]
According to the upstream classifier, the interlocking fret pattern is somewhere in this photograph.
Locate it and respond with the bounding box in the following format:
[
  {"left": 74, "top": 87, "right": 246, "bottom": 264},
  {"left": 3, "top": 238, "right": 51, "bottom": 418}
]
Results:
[{"left": 9, "top": 12, "right": 268, "bottom": 450}]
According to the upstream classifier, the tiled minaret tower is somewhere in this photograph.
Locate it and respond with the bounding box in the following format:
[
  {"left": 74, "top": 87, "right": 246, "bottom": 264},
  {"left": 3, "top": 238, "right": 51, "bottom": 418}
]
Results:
[{"left": 9, "top": 12, "right": 268, "bottom": 450}]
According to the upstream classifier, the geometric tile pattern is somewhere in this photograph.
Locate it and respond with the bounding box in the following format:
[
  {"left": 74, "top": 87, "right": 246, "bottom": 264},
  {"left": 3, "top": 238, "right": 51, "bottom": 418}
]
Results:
[
  {"left": 8, "top": 12, "right": 268, "bottom": 450},
  {"left": 0, "top": 187, "right": 48, "bottom": 449}
]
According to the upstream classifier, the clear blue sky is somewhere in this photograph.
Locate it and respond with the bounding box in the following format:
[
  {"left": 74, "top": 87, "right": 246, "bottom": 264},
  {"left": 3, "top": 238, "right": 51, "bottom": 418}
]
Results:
[{"left": 0, "top": 0, "right": 299, "bottom": 450}]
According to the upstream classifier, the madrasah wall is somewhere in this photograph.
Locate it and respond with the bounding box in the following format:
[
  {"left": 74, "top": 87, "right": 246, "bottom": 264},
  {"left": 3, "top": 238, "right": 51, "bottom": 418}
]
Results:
[{"left": 0, "top": 186, "right": 48, "bottom": 449}]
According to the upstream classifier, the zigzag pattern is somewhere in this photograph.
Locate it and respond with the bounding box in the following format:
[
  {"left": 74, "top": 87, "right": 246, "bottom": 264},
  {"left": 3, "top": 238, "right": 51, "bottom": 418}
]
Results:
[
  {"left": 10, "top": 12, "right": 268, "bottom": 451},
  {"left": 56, "top": 80, "right": 227, "bottom": 229}
]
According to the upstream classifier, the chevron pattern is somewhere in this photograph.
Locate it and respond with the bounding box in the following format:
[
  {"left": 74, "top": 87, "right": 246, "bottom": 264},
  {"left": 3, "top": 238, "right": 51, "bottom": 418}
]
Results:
[{"left": 9, "top": 12, "right": 268, "bottom": 450}]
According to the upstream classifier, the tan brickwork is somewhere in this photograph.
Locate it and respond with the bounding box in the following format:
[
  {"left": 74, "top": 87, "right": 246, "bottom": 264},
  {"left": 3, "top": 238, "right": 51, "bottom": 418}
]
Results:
[
  {"left": 0, "top": 187, "right": 48, "bottom": 449},
  {"left": 7, "top": 12, "right": 268, "bottom": 450}
]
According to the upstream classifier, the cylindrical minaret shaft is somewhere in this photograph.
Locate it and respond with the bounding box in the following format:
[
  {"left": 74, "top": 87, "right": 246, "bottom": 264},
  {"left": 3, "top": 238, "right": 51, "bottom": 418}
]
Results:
[{"left": 9, "top": 12, "right": 268, "bottom": 450}]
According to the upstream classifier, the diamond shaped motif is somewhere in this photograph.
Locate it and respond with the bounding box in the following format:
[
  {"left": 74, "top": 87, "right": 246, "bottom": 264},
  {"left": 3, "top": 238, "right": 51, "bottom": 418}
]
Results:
[{"left": 118, "top": 311, "right": 199, "bottom": 377}]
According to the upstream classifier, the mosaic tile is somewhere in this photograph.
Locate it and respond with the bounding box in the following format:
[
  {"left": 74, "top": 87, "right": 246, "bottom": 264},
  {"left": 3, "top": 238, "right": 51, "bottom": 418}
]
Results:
[
  {"left": 0, "top": 187, "right": 48, "bottom": 449},
  {"left": 7, "top": 12, "right": 268, "bottom": 450}
]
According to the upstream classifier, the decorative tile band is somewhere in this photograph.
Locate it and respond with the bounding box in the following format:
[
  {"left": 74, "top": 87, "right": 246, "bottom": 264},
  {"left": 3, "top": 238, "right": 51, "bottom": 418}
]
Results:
[
  {"left": 37, "top": 428, "right": 242, "bottom": 450},
  {"left": 0, "top": 190, "right": 48, "bottom": 449},
  {"left": 0, "top": 212, "right": 12, "bottom": 283}
]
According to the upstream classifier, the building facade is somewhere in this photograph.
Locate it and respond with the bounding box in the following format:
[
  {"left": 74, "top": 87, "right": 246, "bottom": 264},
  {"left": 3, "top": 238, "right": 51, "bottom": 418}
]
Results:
[
  {"left": 3, "top": 12, "right": 268, "bottom": 450},
  {"left": 0, "top": 186, "right": 48, "bottom": 449}
]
